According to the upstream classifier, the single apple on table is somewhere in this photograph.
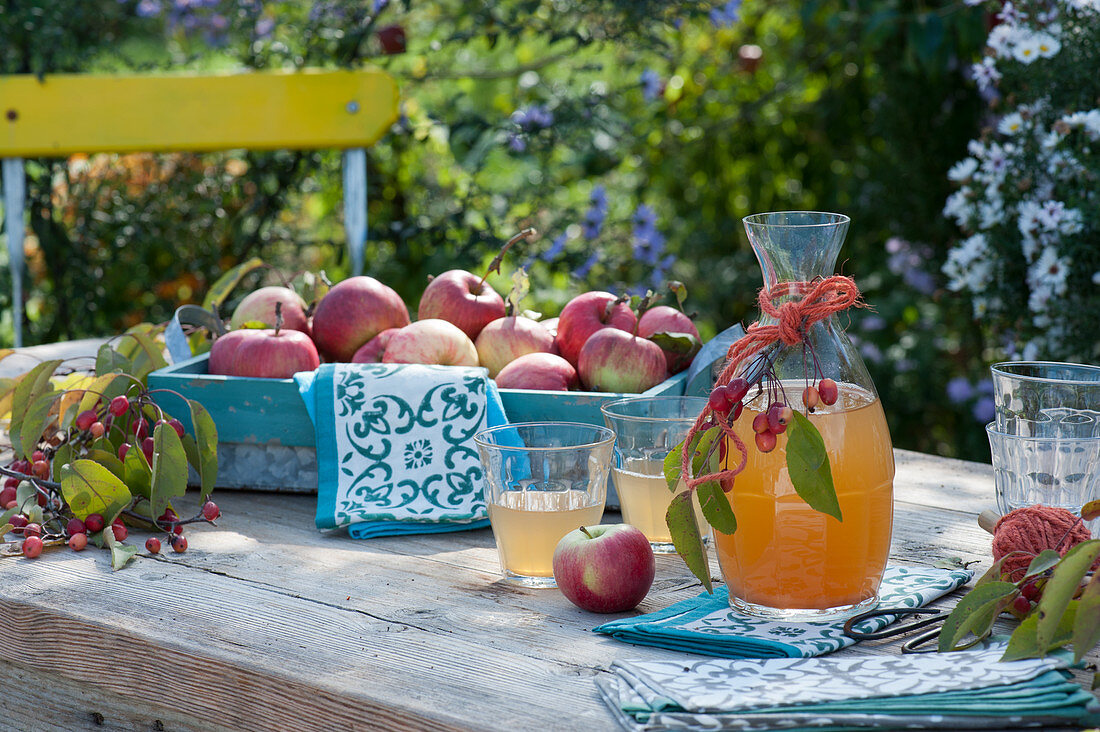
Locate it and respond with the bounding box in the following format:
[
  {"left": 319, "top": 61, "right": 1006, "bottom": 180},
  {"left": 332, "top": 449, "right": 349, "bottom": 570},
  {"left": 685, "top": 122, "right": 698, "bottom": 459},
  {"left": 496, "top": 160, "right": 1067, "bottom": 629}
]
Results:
[
  {"left": 351, "top": 328, "right": 400, "bottom": 363},
  {"left": 474, "top": 316, "right": 556, "bottom": 378},
  {"left": 312, "top": 276, "right": 411, "bottom": 362},
  {"left": 578, "top": 328, "right": 668, "bottom": 393},
  {"left": 229, "top": 286, "right": 311, "bottom": 336},
  {"left": 553, "top": 524, "right": 655, "bottom": 613},
  {"left": 417, "top": 269, "right": 506, "bottom": 342},
  {"left": 637, "top": 305, "right": 702, "bottom": 374},
  {"left": 231, "top": 326, "right": 320, "bottom": 379},
  {"left": 381, "top": 319, "right": 480, "bottom": 367},
  {"left": 554, "top": 291, "right": 637, "bottom": 367},
  {"left": 494, "top": 352, "right": 578, "bottom": 391}
]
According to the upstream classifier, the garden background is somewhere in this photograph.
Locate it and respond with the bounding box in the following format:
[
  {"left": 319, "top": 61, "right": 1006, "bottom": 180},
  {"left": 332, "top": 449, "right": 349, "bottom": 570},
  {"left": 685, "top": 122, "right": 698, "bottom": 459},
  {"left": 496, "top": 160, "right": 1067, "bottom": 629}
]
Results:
[{"left": 1, "top": 0, "right": 1097, "bottom": 462}]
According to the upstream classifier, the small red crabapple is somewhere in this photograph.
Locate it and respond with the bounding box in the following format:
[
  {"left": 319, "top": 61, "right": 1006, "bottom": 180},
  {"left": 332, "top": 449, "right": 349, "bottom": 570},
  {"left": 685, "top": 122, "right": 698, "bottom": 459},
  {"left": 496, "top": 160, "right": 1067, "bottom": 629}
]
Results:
[
  {"left": 66, "top": 517, "right": 86, "bottom": 536},
  {"left": 755, "top": 431, "right": 777, "bottom": 453},
  {"left": 22, "top": 523, "right": 42, "bottom": 539},
  {"left": 85, "top": 513, "right": 105, "bottom": 533},
  {"left": 112, "top": 520, "right": 128, "bottom": 541},
  {"left": 108, "top": 395, "right": 130, "bottom": 417},
  {"left": 68, "top": 533, "right": 88, "bottom": 551},
  {"left": 171, "top": 535, "right": 188, "bottom": 553},
  {"left": 75, "top": 409, "right": 97, "bottom": 431},
  {"left": 818, "top": 378, "right": 839, "bottom": 406},
  {"left": 145, "top": 537, "right": 161, "bottom": 554},
  {"left": 22, "top": 536, "right": 43, "bottom": 558},
  {"left": 803, "top": 386, "right": 820, "bottom": 410},
  {"left": 708, "top": 386, "right": 734, "bottom": 415},
  {"left": 751, "top": 413, "right": 770, "bottom": 434},
  {"left": 202, "top": 501, "right": 220, "bottom": 521},
  {"left": 90, "top": 421, "right": 106, "bottom": 438}
]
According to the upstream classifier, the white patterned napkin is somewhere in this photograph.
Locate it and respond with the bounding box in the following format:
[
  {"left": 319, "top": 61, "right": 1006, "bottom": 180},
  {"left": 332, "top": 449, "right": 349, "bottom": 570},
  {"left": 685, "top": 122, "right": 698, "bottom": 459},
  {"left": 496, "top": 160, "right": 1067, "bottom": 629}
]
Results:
[{"left": 296, "top": 363, "right": 507, "bottom": 537}]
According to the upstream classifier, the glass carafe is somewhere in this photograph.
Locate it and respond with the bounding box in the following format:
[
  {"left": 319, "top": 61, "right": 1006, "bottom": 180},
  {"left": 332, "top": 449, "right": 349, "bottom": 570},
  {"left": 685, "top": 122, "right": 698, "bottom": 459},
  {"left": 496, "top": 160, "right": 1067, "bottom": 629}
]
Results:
[{"left": 713, "top": 211, "right": 895, "bottom": 621}]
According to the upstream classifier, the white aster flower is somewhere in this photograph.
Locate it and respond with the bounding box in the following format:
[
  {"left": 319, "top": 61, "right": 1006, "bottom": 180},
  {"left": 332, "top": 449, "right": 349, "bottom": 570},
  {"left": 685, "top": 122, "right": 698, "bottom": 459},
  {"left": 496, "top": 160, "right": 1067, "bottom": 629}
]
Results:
[
  {"left": 1058, "top": 208, "right": 1084, "bottom": 234},
  {"left": 943, "top": 188, "right": 975, "bottom": 227},
  {"left": 1038, "top": 199, "right": 1067, "bottom": 230},
  {"left": 1093, "top": 271, "right": 1100, "bottom": 285},
  {"left": 948, "top": 158, "right": 979, "bottom": 181},
  {"left": 988, "top": 24, "right": 1016, "bottom": 58},
  {"left": 998, "top": 111, "right": 1025, "bottom": 135},
  {"left": 1083, "top": 109, "right": 1100, "bottom": 140},
  {"left": 1012, "top": 33, "right": 1042, "bottom": 63},
  {"left": 998, "top": 2, "right": 1026, "bottom": 25},
  {"left": 1034, "top": 32, "right": 1061, "bottom": 58},
  {"left": 972, "top": 57, "right": 1003, "bottom": 92},
  {"left": 943, "top": 233, "right": 992, "bottom": 293},
  {"left": 1027, "top": 247, "right": 1071, "bottom": 312},
  {"left": 978, "top": 197, "right": 1005, "bottom": 230}
]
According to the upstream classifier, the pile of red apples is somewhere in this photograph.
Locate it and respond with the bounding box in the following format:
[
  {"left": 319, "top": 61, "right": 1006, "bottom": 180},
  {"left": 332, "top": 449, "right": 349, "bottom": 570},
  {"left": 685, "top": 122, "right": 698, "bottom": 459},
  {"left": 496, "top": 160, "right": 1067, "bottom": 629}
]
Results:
[{"left": 208, "top": 270, "right": 700, "bottom": 393}]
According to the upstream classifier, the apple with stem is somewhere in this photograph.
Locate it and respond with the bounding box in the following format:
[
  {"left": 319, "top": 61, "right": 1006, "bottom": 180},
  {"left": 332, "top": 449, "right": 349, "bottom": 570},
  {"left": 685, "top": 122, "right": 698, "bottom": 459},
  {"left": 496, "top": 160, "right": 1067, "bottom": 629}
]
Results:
[
  {"left": 474, "top": 316, "right": 555, "bottom": 378},
  {"left": 230, "top": 286, "right": 311, "bottom": 336},
  {"left": 231, "top": 304, "right": 320, "bottom": 378},
  {"left": 637, "top": 305, "right": 702, "bottom": 374},
  {"left": 312, "top": 276, "right": 411, "bottom": 362},
  {"left": 553, "top": 524, "right": 655, "bottom": 613},
  {"left": 495, "top": 352, "right": 578, "bottom": 391},
  {"left": 554, "top": 292, "right": 637, "bottom": 367},
  {"left": 381, "top": 319, "right": 480, "bottom": 367},
  {"left": 208, "top": 329, "right": 263, "bottom": 375},
  {"left": 578, "top": 327, "right": 668, "bottom": 393}
]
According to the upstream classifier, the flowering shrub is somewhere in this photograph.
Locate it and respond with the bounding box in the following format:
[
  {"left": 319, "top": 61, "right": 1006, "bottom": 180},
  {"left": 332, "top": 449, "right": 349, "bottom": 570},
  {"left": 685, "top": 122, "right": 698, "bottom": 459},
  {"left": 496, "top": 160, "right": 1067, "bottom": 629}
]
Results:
[{"left": 944, "top": 0, "right": 1100, "bottom": 362}]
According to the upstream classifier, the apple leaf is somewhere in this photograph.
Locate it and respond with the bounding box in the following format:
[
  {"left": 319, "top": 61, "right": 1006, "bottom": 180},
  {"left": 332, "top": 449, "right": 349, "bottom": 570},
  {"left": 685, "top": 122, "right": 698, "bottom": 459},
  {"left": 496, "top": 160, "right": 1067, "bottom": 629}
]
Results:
[
  {"left": 123, "top": 444, "right": 152, "bottom": 499},
  {"left": 1082, "top": 500, "right": 1100, "bottom": 522},
  {"left": 938, "top": 580, "right": 1018, "bottom": 652},
  {"left": 9, "top": 359, "right": 62, "bottom": 459},
  {"left": 203, "top": 256, "right": 265, "bottom": 311},
  {"left": 19, "top": 391, "right": 62, "bottom": 464},
  {"left": 785, "top": 411, "right": 841, "bottom": 521},
  {"left": 96, "top": 343, "right": 132, "bottom": 377},
  {"left": 89, "top": 448, "right": 127, "bottom": 482},
  {"left": 667, "top": 491, "right": 711, "bottom": 593},
  {"left": 117, "top": 330, "right": 168, "bottom": 382},
  {"left": 102, "top": 524, "right": 139, "bottom": 571},
  {"left": 1003, "top": 602, "right": 1077, "bottom": 661},
  {"left": 1036, "top": 539, "right": 1100, "bottom": 652},
  {"left": 507, "top": 268, "right": 530, "bottom": 316},
  {"left": 189, "top": 399, "right": 218, "bottom": 501},
  {"left": 60, "top": 460, "right": 132, "bottom": 523},
  {"left": 1073, "top": 570, "right": 1100, "bottom": 662},
  {"left": 648, "top": 331, "right": 702, "bottom": 358},
  {"left": 1023, "top": 549, "right": 1063, "bottom": 579},
  {"left": 149, "top": 422, "right": 189, "bottom": 520},
  {"left": 663, "top": 440, "right": 684, "bottom": 493},
  {"left": 667, "top": 280, "right": 688, "bottom": 309},
  {"left": 696, "top": 481, "right": 736, "bottom": 535}
]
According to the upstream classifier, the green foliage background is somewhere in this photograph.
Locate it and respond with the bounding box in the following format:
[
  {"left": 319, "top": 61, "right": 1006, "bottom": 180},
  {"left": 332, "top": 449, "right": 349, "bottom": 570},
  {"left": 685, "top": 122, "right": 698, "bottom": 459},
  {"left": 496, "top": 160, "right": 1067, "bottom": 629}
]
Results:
[{"left": 0, "top": 0, "right": 997, "bottom": 458}]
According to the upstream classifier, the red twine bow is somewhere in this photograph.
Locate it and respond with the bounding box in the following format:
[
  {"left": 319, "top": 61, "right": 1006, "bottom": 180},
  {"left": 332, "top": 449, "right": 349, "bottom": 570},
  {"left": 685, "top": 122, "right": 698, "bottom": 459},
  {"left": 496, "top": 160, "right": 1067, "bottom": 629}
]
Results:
[{"left": 679, "top": 275, "right": 864, "bottom": 492}]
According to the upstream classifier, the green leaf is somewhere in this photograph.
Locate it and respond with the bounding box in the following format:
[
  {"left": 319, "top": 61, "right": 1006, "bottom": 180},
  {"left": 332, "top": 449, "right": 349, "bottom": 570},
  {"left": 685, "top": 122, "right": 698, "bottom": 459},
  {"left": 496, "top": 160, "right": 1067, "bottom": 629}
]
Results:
[
  {"left": 664, "top": 438, "right": 685, "bottom": 492},
  {"left": 1082, "top": 500, "right": 1100, "bottom": 522},
  {"left": 648, "top": 331, "right": 702, "bottom": 358},
  {"left": 785, "top": 411, "right": 841, "bottom": 521},
  {"left": 9, "top": 359, "right": 62, "bottom": 458},
  {"left": 149, "top": 422, "right": 188, "bottom": 521},
  {"left": 19, "top": 391, "right": 62, "bottom": 463},
  {"left": 117, "top": 331, "right": 168, "bottom": 382},
  {"left": 59, "top": 460, "right": 132, "bottom": 523},
  {"left": 102, "top": 525, "right": 138, "bottom": 571},
  {"left": 203, "top": 256, "right": 265, "bottom": 311},
  {"left": 123, "top": 445, "right": 152, "bottom": 499},
  {"left": 938, "top": 581, "right": 1018, "bottom": 652},
  {"left": 1004, "top": 602, "right": 1077, "bottom": 661},
  {"left": 667, "top": 280, "right": 688, "bottom": 309},
  {"left": 95, "top": 344, "right": 132, "bottom": 377},
  {"left": 77, "top": 373, "right": 126, "bottom": 415},
  {"left": 1024, "top": 550, "right": 1063, "bottom": 579},
  {"left": 88, "top": 448, "right": 127, "bottom": 481},
  {"left": 51, "top": 443, "right": 74, "bottom": 479},
  {"left": 188, "top": 399, "right": 218, "bottom": 501},
  {"left": 0, "top": 522, "right": 12, "bottom": 536},
  {"left": 667, "top": 491, "right": 711, "bottom": 593},
  {"left": 696, "top": 480, "right": 736, "bottom": 535},
  {"left": 1037, "top": 540, "right": 1100, "bottom": 652},
  {"left": 1072, "top": 570, "right": 1100, "bottom": 662}
]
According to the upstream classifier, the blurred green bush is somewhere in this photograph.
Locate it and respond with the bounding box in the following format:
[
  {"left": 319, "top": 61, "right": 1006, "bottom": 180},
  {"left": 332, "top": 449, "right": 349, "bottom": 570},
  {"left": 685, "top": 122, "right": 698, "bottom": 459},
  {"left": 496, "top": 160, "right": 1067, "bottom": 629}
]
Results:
[{"left": 0, "top": 0, "right": 997, "bottom": 458}]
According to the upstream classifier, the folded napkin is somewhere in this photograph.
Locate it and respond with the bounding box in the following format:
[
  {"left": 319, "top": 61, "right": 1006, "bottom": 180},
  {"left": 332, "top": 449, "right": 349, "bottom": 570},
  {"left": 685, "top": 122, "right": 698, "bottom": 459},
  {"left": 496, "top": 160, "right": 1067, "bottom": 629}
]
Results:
[
  {"left": 597, "top": 643, "right": 1100, "bottom": 730},
  {"left": 594, "top": 566, "right": 971, "bottom": 658},
  {"left": 295, "top": 363, "right": 507, "bottom": 538}
]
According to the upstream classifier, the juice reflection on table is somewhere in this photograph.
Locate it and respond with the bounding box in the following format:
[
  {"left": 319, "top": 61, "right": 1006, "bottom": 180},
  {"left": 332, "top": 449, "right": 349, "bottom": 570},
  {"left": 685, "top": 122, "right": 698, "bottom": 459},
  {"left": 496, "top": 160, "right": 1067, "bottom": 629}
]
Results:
[{"left": 714, "top": 381, "right": 894, "bottom": 616}]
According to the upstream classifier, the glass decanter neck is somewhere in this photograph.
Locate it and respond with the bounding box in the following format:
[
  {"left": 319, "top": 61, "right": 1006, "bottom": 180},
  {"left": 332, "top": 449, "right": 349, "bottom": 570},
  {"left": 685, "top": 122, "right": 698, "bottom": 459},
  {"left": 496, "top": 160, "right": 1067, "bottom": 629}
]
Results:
[{"left": 743, "top": 211, "right": 850, "bottom": 287}]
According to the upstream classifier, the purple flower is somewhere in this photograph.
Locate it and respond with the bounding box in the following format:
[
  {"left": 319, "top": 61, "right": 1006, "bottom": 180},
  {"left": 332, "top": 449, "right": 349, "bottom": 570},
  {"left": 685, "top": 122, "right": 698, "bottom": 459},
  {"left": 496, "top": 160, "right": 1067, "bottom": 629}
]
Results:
[
  {"left": 573, "top": 251, "right": 600, "bottom": 279},
  {"left": 903, "top": 269, "right": 937, "bottom": 295},
  {"left": 640, "top": 69, "right": 661, "bottom": 101},
  {"left": 885, "top": 236, "right": 907, "bottom": 255},
  {"left": 946, "top": 377, "right": 973, "bottom": 404},
  {"left": 512, "top": 105, "right": 553, "bottom": 132},
  {"left": 507, "top": 134, "right": 526, "bottom": 153},
  {"left": 860, "top": 315, "right": 887, "bottom": 331},
  {"left": 859, "top": 342, "right": 884, "bottom": 364},
  {"left": 972, "top": 396, "right": 996, "bottom": 424},
  {"left": 582, "top": 206, "right": 605, "bottom": 240},
  {"left": 136, "top": 0, "right": 163, "bottom": 17},
  {"left": 590, "top": 185, "right": 608, "bottom": 211},
  {"left": 255, "top": 16, "right": 275, "bottom": 38},
  {"left": 373, "top": 0, "right": 390, "bottom": 12},
  {"left": 541, "top": 233, "right": 567, "bottom": 262},
  {"left": 710, "top": 0, "right": 742, "bottom": 27},
  {"left": 975, "top": 378, "right": 994, "bottom": 395}
]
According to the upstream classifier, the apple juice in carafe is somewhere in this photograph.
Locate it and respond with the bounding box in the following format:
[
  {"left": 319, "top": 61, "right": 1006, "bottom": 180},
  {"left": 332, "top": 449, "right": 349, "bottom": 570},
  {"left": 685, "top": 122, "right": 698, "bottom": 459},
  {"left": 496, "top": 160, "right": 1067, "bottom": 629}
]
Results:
[{"left": 714, "top": 381, "right": 894, "bottom": 613}]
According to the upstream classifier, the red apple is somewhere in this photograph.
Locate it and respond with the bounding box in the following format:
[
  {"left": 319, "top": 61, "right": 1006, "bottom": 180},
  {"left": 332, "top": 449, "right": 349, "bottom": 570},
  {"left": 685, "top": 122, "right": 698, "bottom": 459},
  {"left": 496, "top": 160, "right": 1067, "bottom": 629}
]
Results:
[
  {"left": 229, "top": 286, "right": 311, "bottom": 336},
  {"left": 417, "top": 270, "right": 506, "bottom": 341},
  {"left": 312, "top": 276, "right": 411, "bottom": 362},
  {"left": 474, "top": 316, "right": 555, "bottom": 378},
  {"left": 231, "top": 327, "right": 320, "bottom": 379},
  {"left": 495, "top": 353, "right": 578, "bottom": 391},
  {"left": 351, "top": 328, "right": 399, "bottom": 363},
  {"left": 208, "top": 329, "right": 263, "bottom": 375},
  {"left": 553, "top": 524, "right": 655, "bottom": 613},
  {"left": 554, "top": 291, "right": 636, "bottom": 367},
  {"left": 578, "top": 328, "right": 668, "bottom": 393},
  {"left": 381, "top": 319, "right": 479, "bottom": 367},
  {"left": 637, "top": 306, "right": 702, "bottom": 374}
]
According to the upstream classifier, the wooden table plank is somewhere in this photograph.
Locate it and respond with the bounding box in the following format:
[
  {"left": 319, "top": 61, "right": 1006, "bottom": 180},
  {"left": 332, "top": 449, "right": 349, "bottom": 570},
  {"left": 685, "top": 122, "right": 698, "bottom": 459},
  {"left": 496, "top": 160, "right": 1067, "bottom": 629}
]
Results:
[{"left": 0, "top": 448, "right": 1090, "bottom": 731}]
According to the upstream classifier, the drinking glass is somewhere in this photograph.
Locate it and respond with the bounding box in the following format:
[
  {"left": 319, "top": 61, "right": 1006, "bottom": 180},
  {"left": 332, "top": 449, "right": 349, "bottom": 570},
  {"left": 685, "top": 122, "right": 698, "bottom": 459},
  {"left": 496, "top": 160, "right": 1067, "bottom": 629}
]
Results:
[
  {"left": 991, "top": 361, "right": 1100, "bottom": 438},
  {"left": 474, "top": 422, "right": 615, "bottom": 588},
  {"left": 601, "top": 396, "right": 709, "bottom": 553}
]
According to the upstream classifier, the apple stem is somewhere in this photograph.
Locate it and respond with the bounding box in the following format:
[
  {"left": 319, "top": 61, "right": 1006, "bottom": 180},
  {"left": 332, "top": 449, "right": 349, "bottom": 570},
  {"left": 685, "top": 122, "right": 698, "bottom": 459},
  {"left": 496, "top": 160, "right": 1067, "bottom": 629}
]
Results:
[
  {"left": 579, "top": 526, "right": 594, "bottom": 539},
  {"left": 274, "top": 301, "right": 283, "bottom": 336},
  {"left": 478, "top": 227, "right": 537, "bottom": 291}
]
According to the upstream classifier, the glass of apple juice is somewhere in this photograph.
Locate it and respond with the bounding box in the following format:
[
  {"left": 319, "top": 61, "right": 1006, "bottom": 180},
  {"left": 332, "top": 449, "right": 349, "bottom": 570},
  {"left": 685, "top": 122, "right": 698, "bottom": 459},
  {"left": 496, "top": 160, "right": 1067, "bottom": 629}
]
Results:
[
  {"left": 474, "top": 422, "right": 615, "bottom": 588},
  {"left": 601, "top": 396, "right": 710, "bottom": 553}
]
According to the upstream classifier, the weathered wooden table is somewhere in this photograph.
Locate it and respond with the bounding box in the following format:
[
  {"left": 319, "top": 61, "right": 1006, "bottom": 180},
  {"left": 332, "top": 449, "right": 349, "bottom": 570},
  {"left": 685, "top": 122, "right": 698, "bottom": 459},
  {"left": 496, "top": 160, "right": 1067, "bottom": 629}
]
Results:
[{"left": 0, "top": 450, "right": 1087, "bottom": 731}]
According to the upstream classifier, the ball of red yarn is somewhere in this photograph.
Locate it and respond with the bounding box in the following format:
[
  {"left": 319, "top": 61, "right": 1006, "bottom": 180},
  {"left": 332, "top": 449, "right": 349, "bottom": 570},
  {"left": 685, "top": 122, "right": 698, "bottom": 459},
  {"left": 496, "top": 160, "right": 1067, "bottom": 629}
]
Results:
[{"left": 992, "top": 505, "right": 1091, "bottom": 580}]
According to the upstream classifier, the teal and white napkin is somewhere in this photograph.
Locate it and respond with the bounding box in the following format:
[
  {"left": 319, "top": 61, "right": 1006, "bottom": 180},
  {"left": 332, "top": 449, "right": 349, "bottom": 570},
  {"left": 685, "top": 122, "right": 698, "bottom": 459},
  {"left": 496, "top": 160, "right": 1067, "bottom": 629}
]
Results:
[
  {"left": 295, "top": 363, "right": 507, "bottom": 538},
  {"left": 594, "top": 566, "right": 972, "bottom": 658},
  {"left": 597, "top": 643, "right": 1100, "bottom": 730}
]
